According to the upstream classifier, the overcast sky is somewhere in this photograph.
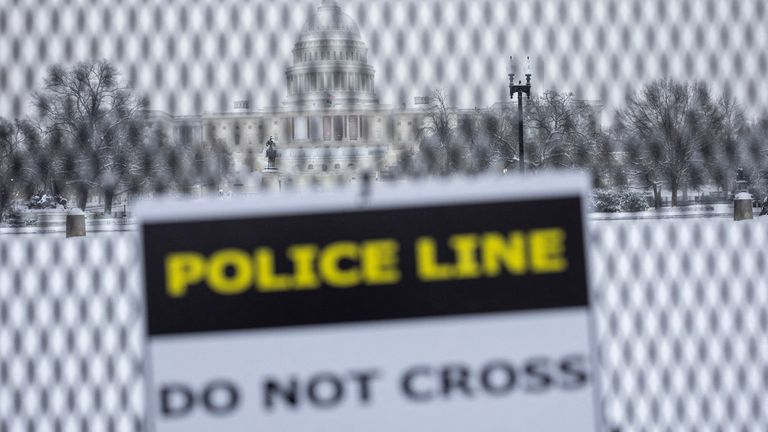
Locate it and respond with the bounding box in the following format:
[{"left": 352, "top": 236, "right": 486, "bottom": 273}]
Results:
[{"left": 1, "top": 0, "right": 767, "bottom": 123}]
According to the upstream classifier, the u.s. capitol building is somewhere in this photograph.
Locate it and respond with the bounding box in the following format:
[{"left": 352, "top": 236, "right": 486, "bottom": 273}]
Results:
[{"left": 153, "top": 0, "right": 425, "bottom": 188}]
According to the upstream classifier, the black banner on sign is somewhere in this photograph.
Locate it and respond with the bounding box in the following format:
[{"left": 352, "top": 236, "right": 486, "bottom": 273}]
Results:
[{"left": 142, "top": 197, "right": 587, "bottom": 336}]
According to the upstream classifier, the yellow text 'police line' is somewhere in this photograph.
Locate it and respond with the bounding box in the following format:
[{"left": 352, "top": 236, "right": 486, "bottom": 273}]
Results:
[{"left": 164, "top": 228, "right": 568, "bottom": 298}]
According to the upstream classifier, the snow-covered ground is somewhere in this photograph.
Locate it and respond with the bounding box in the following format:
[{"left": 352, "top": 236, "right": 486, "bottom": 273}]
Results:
[
  {"left": 590, "top": 203, "right": 750, "bottom": 221},
  {"left": 0, "top": 209, "right": 135, "bottom": 235},
  {"left": 3, "top": 203, "right": 766, "bottom": 235}
]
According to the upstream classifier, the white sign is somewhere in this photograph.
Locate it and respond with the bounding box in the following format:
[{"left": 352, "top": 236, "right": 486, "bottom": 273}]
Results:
[{"left": 139, "top": 173, "right": 599, "bottom": 431}]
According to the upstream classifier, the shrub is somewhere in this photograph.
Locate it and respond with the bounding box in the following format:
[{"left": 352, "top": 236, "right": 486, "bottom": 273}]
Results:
[
  {"left": 3, "top": 208, "right": 24, "bottom": 227},
  {"left": 591, "top": 189, "right": 622, "bottom": 213},
  {"left": 619, "top": 190, "right": 649, "bottom": 212},
  {"left": 591, "top": 189, "right": 649, "bottom": 213}
]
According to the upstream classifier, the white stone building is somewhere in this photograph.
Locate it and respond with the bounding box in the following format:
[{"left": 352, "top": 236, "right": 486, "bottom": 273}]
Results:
[{"left": 152, "top": 0, "right": 427, "bottom": 189}]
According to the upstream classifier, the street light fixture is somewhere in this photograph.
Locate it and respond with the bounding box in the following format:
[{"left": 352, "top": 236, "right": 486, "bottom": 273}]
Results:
[{"left": 508, "top": 56, "right": 532, "bottom": 174}]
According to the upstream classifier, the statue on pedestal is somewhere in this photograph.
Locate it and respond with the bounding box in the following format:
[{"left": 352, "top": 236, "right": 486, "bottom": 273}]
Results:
[
  {"left": 265, "top": 136, "right": 279, "bottom": 171},
  {"left": 735, "top": 167, "right": 748, "bottom": 193}
]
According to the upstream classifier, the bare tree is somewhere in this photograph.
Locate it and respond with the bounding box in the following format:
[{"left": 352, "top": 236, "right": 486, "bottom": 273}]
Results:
[
  {"left": 454, "top": 106, "right": 517, "bottom": 171},
  {"left": 618, "top": 79, "right": 722, "bottom": 207},
  {"left": 106, "top": 119, "right": 232, "bottom": 203},
  {"left": 419, "top": 88, "right": 454, "bottom": 148},
  {"left": 0, "top": 118, "right": 19, "bottom": 219},
  {"left": 187, "top": 128, "right": 234, "bottom": 193},
  {"left": 689, "top": 90, "right": 748, "bottom": 192},
  {"left": 589, "top": 126, "right": 628, "bottom": 189},
  {"left": 525, "top": 90, "right": 601, "bottom": 170},
  {"left": 418, "top": 88, "right": 460, "bottom": 172},
  {"left": 0, "top": 118, "right": 45, "bottom": 218},
  {"left": 33, "top": 60, "right": 148, "bottom": 210},
  {"left": 479, "top": 104, "right": 520, "bottom": 167},
  {"left": 0, "top": 119, "right": 18, "bottom": 175},
  {"left": 742, "top": 117, "right": 768, "bottom": 196},
  {"left": 106, "top": 118, "right": 163, "bottom": 209}
]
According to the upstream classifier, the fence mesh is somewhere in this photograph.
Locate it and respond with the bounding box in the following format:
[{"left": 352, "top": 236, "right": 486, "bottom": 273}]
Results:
[
  {"left": 591, "top": 219, "right": 768, "bottom": 430},
  {"left": 1, "top": 0, "right": 768, "bottom": 120},
  {"left": 1, "top": 218, "right": 766, "bottom": 431},
  {"left": 2, "top": 0, "right": 768, "bottom": 429}
]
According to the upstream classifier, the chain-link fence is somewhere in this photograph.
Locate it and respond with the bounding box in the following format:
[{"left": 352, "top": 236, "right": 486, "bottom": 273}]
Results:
[
  {"left": 2, "top": 0, "right": 768, "bottom": 225},
  {"left": 2, "top": 217, "right": 767, "bottom": 431},
  {"left": 2, "top": 0, "right": 768, "bottom": 120},
  {"left": 2, "top": 0, "right": 768, "bottom": 429}
]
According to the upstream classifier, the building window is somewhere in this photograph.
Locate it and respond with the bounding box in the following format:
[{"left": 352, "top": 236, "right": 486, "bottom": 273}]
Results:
[
  {"left": 310, "top": 116, "right": 322, "bottom": 141},
  {"left": 293, "top": 116, "right": 308, "bottom": 141},
  {"left": 323, "top": 117, "right": 332, "bottom": 141},
  {"left": 322, "top": 164, "right": 328, "bottom": 172},
  {"left": 334, "top": 164, "right": 340, "bottom": 169},
  {"left": 333, "top": 116, "right": 344, "bottom": 141}
]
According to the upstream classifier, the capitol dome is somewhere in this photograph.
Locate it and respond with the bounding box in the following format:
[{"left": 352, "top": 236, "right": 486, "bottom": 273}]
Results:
[
  {"left": 298, "top": 0, "right": 362, "bottom": 43},
  {"left": 284, "top": 0, "right": 379, "bottom": 108}
]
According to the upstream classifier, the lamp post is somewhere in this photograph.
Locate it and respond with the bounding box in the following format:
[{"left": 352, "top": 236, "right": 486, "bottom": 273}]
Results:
[{"left": 508, "top": 56, "right": 532, "bottom": 173}]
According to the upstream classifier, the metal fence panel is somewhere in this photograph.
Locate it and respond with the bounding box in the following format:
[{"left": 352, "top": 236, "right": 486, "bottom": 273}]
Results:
[{"left": 2, "top": 218, "right": 767, "bottom": 430}]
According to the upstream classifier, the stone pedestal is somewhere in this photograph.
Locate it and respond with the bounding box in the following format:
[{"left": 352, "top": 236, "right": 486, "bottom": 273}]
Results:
[
  {"left": 66, "top": 208, "right": 86, "bottom": 237},
  {"left": 261, "top": 169, "right": 282, "bottom": 192},
  {"left": 734, "top": 193, "right": 753, "bottom": 221}
]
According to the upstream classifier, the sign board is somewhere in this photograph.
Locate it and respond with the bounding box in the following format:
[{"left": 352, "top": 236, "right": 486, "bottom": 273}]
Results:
[
  {"left": 414, "top": 96, "right": 431, "bottom": 105},
  {"left": 138, "top": 173, "right": 598, "bottom": 431}
]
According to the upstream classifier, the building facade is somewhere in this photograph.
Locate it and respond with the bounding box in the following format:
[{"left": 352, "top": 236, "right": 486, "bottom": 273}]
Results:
[
  {"left": 151, "top": 0, "right": 606, "bottom": 192},
  {"left": 155, "top": 0, "right": 426, "bottom": 188}
]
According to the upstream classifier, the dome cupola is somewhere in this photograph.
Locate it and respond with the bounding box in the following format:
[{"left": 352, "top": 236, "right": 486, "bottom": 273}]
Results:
[
  {"left": 284, "top": 0, "right": 379, "bottom": 109},
  {"left": 298, "top": 0, "right": 362, "bottom": 43}
]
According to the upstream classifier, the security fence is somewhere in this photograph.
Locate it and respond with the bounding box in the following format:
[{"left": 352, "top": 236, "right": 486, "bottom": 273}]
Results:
[
  {"left": 591, "top": 219, "right": 768, "bottom": 431},
  {"left": 2, "top": 0, "right": 768, "bottom": 429},
  {"left": 1, "top": 217, "right": 767, "bottom": 431}
]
